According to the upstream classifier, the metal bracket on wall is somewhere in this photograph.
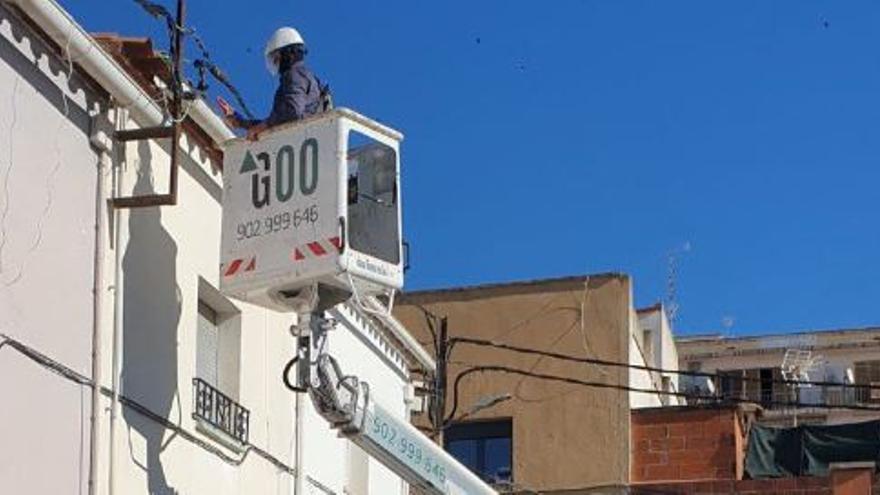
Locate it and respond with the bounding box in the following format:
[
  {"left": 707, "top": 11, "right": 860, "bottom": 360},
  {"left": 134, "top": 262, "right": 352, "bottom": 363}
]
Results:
[
  {"left": 111, "top": 124, "right": 180, "bottom": 208},
  {"left": 110, "top": 0, "right": 186, "bottom": 209}
]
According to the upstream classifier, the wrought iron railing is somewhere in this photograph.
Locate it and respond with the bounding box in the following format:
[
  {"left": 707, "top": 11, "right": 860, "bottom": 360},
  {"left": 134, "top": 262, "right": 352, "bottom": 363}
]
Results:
[
  {"left": 716, "top": 384, "right": 872, "bottom": 409},
  {"left": 193, "top": 377, "right": 250, "bottom": 444}
]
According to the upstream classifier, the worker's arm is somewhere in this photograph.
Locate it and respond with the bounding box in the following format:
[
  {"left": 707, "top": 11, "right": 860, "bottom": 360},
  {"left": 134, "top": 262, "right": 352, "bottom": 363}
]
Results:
[
  {"left": 245, "top": 121, "right": 269, "bottom": 141},
  {"left": 226, "top": 112, "right": 267, "bottom": 140},
  {"left": 234, "top": 114, "right": 264, "bottom": 129},
  {"left": 217, "top": 97, "right": 262, "bottom": 130}
]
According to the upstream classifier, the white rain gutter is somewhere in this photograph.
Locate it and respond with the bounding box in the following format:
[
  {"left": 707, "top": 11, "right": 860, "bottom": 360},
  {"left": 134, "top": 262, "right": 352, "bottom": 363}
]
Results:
[
  {"left": 8, "top": 0, "right": 235, "bottom": 145},
  {"left": 365, "top": 296, "right": 436, "bottom": 372}
]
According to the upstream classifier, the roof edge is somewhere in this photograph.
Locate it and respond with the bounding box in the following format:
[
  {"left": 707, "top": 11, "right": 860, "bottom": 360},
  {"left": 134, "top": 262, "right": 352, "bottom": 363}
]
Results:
[
  {"left": 399, "top": 272, "right": 629, "bottom": 303},
  {"left": 632, "top": 402, "right": 763, "bottom": 415},
  {"left": 636, "top": 302, "right": 663, "bottom": 314},
  {"left": 677, "top": 325, "right": 880, "bottom": 344},
  {"left": 10, "top": 0, "right": 234, "bottom": 148}
]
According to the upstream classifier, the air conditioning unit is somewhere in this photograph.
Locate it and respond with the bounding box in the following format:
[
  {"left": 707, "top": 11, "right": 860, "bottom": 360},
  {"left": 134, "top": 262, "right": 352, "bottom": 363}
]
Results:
[{"left": 682, "top": 375, "right": 715, "bottom": 397}]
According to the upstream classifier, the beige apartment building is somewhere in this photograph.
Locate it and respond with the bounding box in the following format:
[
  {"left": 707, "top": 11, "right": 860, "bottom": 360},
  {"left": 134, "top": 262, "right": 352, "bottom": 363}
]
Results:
[
  {"left": 678, "top": 326, "right": 880, "bottom": 426},
  {"left": 394, "top": 274, "right": 682, "bottom": 494}
]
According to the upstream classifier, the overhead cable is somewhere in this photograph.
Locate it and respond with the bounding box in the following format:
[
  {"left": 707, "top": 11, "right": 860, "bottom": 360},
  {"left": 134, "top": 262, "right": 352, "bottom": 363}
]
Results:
[
  {"left": 192, "top": 58, "right": 255, "bottom": 119},
  {"left": 131, "top": 0, "right": 255, "bottom": 119},
  {"left": 451, "top": 336, "right": 880, "bottom": 392},
  {"left": 445, "top": 364, "right": 880, "bottom": 424}
]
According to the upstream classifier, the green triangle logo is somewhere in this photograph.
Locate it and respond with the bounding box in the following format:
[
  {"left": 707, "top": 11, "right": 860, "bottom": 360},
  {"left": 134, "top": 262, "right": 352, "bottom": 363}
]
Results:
[{"left": 240, "top": 150, "right": 258, "bottom": 174}]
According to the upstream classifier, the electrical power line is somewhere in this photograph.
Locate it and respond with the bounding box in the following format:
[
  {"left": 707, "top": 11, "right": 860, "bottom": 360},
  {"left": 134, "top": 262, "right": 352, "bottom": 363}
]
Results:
[
  {"left": 131, "top": 0, "right": 255, "bottom": 119},
  {"left": 445, "top": 364, "right": 880, "bottom": 424},
  {"left": 451, "top": 336, "right": 880, "bottom": 392}
]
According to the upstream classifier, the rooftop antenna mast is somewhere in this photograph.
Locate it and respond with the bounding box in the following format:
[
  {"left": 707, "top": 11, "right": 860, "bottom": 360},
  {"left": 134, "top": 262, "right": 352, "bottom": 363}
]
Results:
[{"left": 665, "top": 242, "right": 690, "bottom": 328}]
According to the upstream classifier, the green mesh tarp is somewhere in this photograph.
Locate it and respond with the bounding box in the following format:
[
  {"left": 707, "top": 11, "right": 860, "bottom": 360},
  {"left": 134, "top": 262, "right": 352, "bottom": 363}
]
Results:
[{"left": 745, "top": 420, "right": 880, "bottom": 478}]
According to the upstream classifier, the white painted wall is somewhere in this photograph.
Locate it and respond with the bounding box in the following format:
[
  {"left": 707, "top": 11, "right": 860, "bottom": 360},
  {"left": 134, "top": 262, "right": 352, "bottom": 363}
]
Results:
[
  {"left": 630, "top": 305, "right": 684, "bottom": 408},
  {"left": 109, "top": 109, "right": 301, "bottom": 495},
  {"left": 629, "top": 307, "right": 663, "bottom": 409},
  {"left": 641, "top": 306, "right": 683, "bottom": 405},
  {"left": 0, "top": 5, "right": 102, "bottom": 492},
  {"left": 0, "top": 4, "right": 419, "bottom": 494}
]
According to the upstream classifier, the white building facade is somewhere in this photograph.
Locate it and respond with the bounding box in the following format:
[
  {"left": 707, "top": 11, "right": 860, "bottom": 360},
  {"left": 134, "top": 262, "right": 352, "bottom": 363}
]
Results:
[
  {"left": 629, "top": 303, "right": 685, "bottom": 409},
  {"left": 0, "top": 2, "right": 432, "bottom": 494}
]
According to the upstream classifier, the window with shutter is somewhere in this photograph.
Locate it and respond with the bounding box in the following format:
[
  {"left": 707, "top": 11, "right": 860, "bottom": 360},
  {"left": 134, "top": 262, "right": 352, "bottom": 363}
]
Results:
[{"left": 196, "top": 300, "right": 220, "bottom": 387}]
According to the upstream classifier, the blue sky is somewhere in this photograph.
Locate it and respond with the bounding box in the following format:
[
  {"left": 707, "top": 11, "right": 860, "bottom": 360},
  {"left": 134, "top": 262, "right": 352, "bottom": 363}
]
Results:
[{"left": 65, "top": 1, "right": 880, "bottom": 336}]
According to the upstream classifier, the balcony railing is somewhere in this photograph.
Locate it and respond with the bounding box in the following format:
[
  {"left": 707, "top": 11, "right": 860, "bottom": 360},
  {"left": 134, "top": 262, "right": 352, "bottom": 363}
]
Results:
[
  {"left": 715, "top": 385, "right": 877, "bottom": 409},
  {"left": 193, "top": 377, "right": 250, "bottom": 444}
]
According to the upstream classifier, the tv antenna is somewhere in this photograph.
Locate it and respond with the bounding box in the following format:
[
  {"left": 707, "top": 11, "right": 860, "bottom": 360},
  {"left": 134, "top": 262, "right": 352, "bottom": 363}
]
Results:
[
  {"left": 665, "top": 242, "right": 691, "bottom": 328},
  {"left": 780, "top": 348, "right": 822, "bottom": 426},
  {"left": 780, "top": 348, "right": 822, "bottom": 387}
]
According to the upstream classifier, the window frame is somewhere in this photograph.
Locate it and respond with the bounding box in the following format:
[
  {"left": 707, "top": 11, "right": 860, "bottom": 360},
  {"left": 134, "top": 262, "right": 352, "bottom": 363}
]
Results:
[
  {"left": 854, "top": 360, "right": 880, "bottom": 403},
  {"left": 444, "top": 418, "right": 513, "bottom": 484}
]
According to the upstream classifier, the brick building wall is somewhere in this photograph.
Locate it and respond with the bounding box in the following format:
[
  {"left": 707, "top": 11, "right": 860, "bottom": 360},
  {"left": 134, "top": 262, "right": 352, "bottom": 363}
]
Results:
[
  {"left": 630, "top": 477, "right": 832, "bottom": 494},
  {"left": 631, "top": 405, "right": 880, "bottom": 495},
  {"left": 631, "top": 404, "right": 754, "bottom": 482}
]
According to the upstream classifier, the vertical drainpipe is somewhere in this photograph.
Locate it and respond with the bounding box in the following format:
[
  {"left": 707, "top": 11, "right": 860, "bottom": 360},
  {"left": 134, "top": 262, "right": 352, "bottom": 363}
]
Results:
[
  {"left": 108, "top": 107, "right": 128, "bottom": 495},
  {"left": 87, "top": 109, "right": 112, "bottom": 495},
  {"left": 293, "top": 321, "right": 304, "bottom": 495}
]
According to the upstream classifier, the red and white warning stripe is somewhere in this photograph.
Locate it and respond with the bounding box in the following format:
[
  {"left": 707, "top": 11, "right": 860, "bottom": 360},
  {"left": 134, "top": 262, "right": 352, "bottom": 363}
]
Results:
[
  {"left": 223, "top": 256, "right": 256, "bottom": 277},
  {"left": 291, "top": 236, "right": 342, "bottom": 262}
]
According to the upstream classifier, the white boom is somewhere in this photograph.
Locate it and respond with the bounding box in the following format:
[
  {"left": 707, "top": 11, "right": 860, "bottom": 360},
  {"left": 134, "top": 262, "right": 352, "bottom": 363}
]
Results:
[{"left": 303, "top": 336, "right": 497, "bottom": 495}]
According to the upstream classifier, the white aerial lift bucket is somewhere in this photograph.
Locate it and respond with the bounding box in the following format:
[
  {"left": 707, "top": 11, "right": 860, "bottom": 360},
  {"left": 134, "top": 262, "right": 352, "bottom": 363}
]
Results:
[{"left": 219, "top": 108, "right": 404, "bottom": 313}]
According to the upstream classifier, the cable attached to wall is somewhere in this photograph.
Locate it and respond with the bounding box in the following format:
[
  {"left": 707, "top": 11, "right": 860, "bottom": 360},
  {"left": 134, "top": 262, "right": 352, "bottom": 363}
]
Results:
[{"left": 0, "top": 333, "right": 297, "bottom": 476}]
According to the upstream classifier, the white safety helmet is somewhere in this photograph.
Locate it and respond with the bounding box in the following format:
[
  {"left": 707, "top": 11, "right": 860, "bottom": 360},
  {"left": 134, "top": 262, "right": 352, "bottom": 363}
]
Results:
[{"left": 265, "top": 27, "right": 305, "bottom": 75}]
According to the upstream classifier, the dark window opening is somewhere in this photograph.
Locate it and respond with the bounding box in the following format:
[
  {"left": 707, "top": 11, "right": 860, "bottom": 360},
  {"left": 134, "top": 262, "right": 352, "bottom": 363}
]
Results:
[
  {"left": 718, "top": 370, "right": 743, "bottom": 400},
  {"left": 760, "top": 368, "right": 774, "bottom": 407},
  {"left": 444, "top": 419, "right": 512, "bottom": 485}
]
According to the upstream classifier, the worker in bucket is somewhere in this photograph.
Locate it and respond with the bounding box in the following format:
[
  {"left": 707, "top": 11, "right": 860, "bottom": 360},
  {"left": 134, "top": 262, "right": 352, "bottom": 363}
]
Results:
[{"left": 219, "top": 27, "right": 331, "bottom": 140}]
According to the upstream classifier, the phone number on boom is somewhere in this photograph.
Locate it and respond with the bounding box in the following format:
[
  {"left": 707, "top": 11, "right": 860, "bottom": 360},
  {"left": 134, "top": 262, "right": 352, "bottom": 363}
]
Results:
[{"left": 235, "top": 205, "right": 319, "bottom": 241}]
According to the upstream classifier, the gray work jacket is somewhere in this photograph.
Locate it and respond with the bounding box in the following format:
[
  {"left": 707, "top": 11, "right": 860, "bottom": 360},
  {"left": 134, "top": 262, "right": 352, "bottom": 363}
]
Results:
[{"left": 240, "top": 61, "right": 322, "bottom": 128}]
